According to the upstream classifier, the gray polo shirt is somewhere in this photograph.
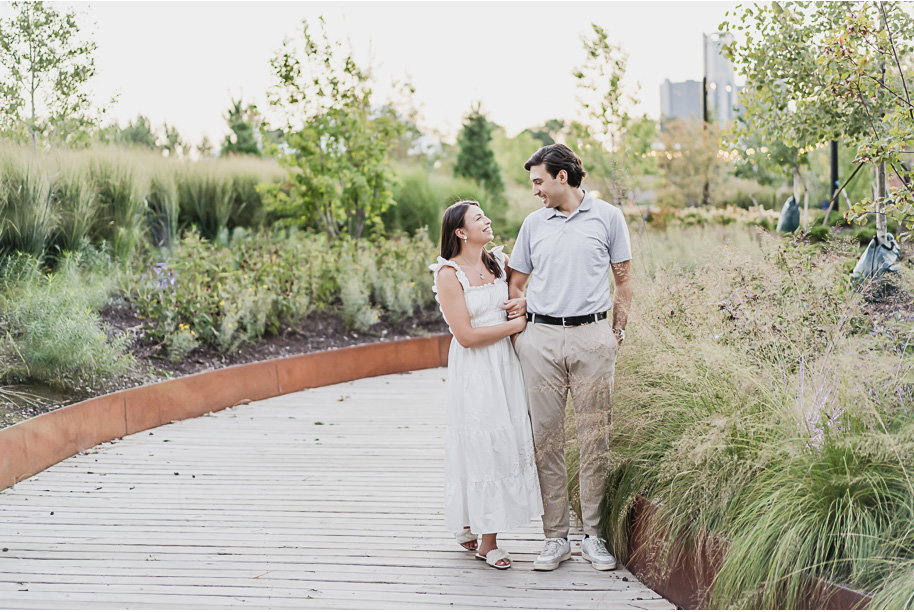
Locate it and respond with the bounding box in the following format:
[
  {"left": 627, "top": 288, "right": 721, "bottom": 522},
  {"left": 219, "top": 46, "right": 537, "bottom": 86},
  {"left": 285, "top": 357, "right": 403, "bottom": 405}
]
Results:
[{"left": 508, "top": 191, "right": 632, "bottom": 318}]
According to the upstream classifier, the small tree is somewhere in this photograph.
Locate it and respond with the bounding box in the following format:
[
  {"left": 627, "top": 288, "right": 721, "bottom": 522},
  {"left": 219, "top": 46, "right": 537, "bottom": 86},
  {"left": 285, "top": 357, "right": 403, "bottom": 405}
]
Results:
[
  {"left": 454, "top": 103, "right": 505, "bottom": 198},
  {"left": 0, "top": 1, "right": 99, "bottom": 148},
  {"left": 162, "top": 122, "right": 186, "bottom": 158},
  {"left": 493, "top": 126, "right": 544, "bottom": 185},
  {"left": 721, "top": 1, "right": 914, "bottom": 237},
  {"left": 657, "top": 119, "right": 726, "bottom": 207},
  {"left": 117, "top": 114, "right": 158, "bottom": 150},
  {"left": 821, "top": 1, "right": 914, "bottom": 238},
  {"left": 572, "top": 24, "right": 642, "bottom": 203},
  {"left": 221, "top": 96, "right": 261, "bottom": 157},
  {"left": 197, "top": 135, "right": 214, "bottom": 158},
  {"left": 265, "top": 18, "right": 400, "bottom": 239}
]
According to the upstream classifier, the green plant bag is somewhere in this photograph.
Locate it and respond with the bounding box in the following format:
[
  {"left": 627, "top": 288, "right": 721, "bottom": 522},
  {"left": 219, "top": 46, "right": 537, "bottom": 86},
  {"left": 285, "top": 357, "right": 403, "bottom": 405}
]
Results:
[
  {"left": 851, "top": 232, "right": 902, "bottom": 301},
  {"left": 775, "top": 196, "right": 800, "bottom": 233}
]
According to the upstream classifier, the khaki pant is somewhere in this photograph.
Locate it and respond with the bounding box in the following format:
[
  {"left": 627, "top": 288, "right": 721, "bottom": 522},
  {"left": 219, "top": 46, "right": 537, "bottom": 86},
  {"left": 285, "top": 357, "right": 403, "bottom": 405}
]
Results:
[{"left": 514, "top": 318, "right": 618, "bottom": 538}]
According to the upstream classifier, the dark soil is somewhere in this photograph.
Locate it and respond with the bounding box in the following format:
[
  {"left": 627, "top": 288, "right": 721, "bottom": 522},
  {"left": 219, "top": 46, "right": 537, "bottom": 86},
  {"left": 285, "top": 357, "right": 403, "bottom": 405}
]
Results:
[{"left": 0, "top": 301, "right": 448, "bottom": 429}]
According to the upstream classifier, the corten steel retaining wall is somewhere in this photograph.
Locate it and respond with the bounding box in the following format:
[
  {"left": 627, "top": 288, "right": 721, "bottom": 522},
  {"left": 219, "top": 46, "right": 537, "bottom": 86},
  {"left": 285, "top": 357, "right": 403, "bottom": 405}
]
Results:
[
  {"left": 0, "top": 334, "right": 452, "bottom": 492},
  {"left": 627, "top": 495, "right": 873, "bottom": 610}
]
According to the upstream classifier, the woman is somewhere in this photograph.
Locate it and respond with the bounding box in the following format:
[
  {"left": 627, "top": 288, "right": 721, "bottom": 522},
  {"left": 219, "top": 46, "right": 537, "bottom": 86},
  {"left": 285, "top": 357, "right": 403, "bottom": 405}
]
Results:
[{"left": 429, "top": 200, "right": 543, "bottom": 570}]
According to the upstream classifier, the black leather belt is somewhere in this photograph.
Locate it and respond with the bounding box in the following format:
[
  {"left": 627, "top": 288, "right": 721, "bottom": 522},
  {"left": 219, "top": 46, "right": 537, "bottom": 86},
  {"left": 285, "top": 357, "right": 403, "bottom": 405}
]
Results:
[{"left": 526, "top": 312, "right": 607, "bottom": 327}]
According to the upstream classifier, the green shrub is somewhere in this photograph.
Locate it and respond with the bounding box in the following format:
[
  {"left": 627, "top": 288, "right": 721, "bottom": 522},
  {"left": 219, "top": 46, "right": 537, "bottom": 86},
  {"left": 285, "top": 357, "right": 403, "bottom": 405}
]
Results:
[
  {"left": 0, "top": 252, "right": 130, "bottom": 388},
  {"left": 166, "top": 325, "right": 198, "bottom": 363},
  {"left": 747, "top": 217, "right": 774, "bottom": 231},
  {"left": 384, "top": 167, "right": 441, "bottom": 240},
  {"left": 821, "top": 209, "right": 850, "bottom": 227},
  {"left": 854, "top": 225, "right": 877, "bottom": 245},
  {"left": 370, "top": 231, "right": 435, "bottom": 323},
  {"left": 338, "top": 243, "right": 381, "bottom": 331},
  {"left": 130, "top": 230, "right": 437, "bottom": 352},
  {"left": 805, "top": 224, "right": 831, "bottom": 243}
]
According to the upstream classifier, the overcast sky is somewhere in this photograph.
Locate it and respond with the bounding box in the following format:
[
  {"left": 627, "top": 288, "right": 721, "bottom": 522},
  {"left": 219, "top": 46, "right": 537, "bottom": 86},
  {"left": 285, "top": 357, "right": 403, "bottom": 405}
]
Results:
[{"left": 49, "top": 1, "right": 743, "bottom": 147}]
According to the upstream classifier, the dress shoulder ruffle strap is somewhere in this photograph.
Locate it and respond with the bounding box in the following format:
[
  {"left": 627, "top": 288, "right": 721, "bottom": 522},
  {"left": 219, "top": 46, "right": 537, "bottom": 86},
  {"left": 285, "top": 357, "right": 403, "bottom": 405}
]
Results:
[
  {"left": 489, "top": 245, "right": 507, "bottom": 273},
  {"left": 429, "top": 257, "right": 471, "bottom": 304}
]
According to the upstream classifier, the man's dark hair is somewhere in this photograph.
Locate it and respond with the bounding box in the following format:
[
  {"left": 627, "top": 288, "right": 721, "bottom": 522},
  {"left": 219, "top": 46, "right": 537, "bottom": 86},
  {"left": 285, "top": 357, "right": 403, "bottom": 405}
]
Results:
[{"left": 523, "top": 144, "right": 587, "bottom": 188}]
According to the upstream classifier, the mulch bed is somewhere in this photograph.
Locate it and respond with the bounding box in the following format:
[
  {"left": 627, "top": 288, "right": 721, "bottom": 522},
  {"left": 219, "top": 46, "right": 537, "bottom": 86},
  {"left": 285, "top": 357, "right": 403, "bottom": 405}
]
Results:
[{"left": 0, "top": 301, "right": 449, "bottom": 429}]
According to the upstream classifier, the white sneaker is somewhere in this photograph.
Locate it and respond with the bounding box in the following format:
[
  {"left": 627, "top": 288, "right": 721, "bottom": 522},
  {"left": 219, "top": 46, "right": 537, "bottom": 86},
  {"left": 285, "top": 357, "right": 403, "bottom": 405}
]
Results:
[
  {"left": 533, "top": 537, "right": 571, "bottom": 571},
  {"left": 581, "top": 535, "right": 617, "bottom": 570}
]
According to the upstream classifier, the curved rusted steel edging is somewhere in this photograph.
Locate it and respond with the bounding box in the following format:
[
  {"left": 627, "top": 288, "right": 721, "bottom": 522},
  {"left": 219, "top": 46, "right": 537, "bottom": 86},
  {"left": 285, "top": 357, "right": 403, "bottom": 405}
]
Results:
[
  {"left": 0, "top": 334, "right": 452, "bottom": 492},
  {"left": 627, "top": 494, "right": 873, "bottom": 610}
]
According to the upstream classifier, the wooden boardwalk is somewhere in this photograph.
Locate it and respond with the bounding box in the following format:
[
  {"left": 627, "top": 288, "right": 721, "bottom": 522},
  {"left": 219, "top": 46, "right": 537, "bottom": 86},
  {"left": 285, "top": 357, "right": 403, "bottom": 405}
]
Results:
[{"left": 0, "top": 367, "right": 672, "bottom": 610}]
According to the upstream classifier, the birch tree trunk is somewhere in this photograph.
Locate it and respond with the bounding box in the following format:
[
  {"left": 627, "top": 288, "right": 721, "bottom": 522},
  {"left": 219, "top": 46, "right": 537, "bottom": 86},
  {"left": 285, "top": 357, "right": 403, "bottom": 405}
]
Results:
[{"left": 876, "top": 161, "right": 887, "bottom": 241}]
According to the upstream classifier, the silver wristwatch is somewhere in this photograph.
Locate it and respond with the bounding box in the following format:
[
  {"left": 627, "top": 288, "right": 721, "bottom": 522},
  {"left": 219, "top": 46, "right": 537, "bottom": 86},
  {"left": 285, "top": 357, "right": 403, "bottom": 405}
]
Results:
[{"left": 613, "top": 328, "right": 625, "bottom": 344}]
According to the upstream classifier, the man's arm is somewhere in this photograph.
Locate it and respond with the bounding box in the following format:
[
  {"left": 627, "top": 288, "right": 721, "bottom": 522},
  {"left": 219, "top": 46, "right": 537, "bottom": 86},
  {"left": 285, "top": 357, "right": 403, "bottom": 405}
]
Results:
[
  {"left": 504, "top": 269, "right": 530, "bottom": 319},
  {"left": 611, "top": 260, "right": 632, "bottom": 333}
]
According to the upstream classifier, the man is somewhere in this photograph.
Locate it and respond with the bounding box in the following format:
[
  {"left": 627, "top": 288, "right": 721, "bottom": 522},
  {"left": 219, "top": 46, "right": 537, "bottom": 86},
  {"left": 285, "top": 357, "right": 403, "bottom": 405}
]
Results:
[{"left": 505, "top": 143, "right": 632, "bottom": 572}]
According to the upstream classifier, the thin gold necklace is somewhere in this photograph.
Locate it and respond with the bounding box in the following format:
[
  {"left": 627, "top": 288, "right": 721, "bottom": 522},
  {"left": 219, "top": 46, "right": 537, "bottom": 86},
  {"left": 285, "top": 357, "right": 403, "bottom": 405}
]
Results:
[{"left": 459, "top": 255, "right": 487, "bottom": 281}]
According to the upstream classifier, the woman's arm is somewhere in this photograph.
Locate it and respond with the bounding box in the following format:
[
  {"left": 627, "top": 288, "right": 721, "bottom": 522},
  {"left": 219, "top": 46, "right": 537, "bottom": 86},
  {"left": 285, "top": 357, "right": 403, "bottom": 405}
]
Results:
[{"left": 437, "top": 267, "right": 525, "bottom": 349}]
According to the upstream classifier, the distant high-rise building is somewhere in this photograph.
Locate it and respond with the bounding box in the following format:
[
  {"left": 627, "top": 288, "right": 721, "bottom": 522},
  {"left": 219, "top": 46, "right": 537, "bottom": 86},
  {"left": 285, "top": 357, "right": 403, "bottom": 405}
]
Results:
[
  {"left": 703, "top": 32, "right": 740, "bottom": 123},
  {"left": 659, "top": 32, "right": 741, "bottom": 126},
  {"left": 660, "top": 79, "right": 702, "bottom": 123}
]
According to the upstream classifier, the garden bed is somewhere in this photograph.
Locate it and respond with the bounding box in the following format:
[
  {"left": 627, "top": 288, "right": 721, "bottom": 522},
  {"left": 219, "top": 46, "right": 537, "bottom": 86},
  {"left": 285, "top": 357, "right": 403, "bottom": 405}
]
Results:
[{"left": 1, "top": 301, "right": 447, "bottom": 429}]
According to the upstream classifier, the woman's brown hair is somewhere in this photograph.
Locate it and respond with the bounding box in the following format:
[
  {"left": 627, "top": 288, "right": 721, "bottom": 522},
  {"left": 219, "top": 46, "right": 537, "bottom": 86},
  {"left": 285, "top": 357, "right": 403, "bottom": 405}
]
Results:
[{"left": 439, "top": 200, "right": 502, "bottom": 279}]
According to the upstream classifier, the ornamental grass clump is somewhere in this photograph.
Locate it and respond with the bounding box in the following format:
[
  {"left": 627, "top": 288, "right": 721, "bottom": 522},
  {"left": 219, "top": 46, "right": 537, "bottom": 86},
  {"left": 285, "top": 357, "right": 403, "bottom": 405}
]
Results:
[
  {"left": 146, "top": 163, "right": 179, "bottom": 248},
  {"left": 0, "top": 152, "right": 55, "bottom": 258},
  {"left": 602, "top": 225, "right": 914, "bottom": 608},
  {"left": 88, "top": 148, "right": 149, "bottom": 262},
  {"left": 48, "top": 158, "right": 96, "bottom": 255},
  {"left": 177, "top": 162, "right": 235, "bottom": 241}
]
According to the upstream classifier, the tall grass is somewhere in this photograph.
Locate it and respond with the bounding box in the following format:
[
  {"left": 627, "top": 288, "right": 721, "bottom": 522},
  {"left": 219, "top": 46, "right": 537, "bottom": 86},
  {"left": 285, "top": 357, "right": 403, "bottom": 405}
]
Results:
[
  {"left": 147, "top": 163, "right": 179, "bottom": 248},
  {"left": 601, "top": 225, "right": 914, "bottom": 608},
  {"left": 49, "top": 158, "right": 96, "bottom": 254},
  {"left": 0, "top": 142, "right": 285, "bottom": 261},
  {"left": 89, "top": 148, "right": 150, "bottom": 261},
  {"left": 0, "top": 152, "right": 55, "bottom": 257},
  {"left": 176, "top": 158, "right": 284, "bottom": 242},
  {"left": 219, "top": 156, "right": 283, "bottom": 229}
]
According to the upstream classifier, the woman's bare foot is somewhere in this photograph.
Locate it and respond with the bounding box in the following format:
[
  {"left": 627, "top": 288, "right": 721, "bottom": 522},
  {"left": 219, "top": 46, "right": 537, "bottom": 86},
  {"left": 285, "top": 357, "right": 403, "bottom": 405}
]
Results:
[
  {"left": 456, "top": 526, "right": 478, "bottom": 551},
  {"left": 477, "top": 533, "right": 510, "bottom": 568}
]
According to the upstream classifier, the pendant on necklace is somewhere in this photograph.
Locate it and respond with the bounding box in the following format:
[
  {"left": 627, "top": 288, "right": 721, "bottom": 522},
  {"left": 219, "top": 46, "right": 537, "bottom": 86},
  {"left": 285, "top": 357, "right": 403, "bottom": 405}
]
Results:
[{"left": 478, "top": 273, "right": 484, "bottom": 280}]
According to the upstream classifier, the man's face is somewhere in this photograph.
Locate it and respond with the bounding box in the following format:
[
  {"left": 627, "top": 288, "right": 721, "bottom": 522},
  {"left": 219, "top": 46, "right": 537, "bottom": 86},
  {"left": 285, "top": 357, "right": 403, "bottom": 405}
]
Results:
[{"left": 529, "top": 164, "right": 565, "bottom": 208}]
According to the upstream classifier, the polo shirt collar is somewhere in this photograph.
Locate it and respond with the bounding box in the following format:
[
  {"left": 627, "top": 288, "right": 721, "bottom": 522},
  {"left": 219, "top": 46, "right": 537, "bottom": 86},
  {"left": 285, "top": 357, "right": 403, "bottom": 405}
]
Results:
[{"left": 546, "top": 190, "right": 593, "bottom": 219}]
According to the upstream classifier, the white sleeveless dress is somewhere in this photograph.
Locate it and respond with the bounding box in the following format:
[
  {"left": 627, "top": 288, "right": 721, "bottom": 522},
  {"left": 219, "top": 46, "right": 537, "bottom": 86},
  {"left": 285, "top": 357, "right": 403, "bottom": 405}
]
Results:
[{"left": 429, "top": 246, "right": 543, "bottom": 534}]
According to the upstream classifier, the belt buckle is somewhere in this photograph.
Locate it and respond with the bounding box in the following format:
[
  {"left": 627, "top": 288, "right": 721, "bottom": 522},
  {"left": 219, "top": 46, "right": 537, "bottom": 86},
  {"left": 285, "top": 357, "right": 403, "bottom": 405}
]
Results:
[{"left": 561, "top": 317, "right": 567, "bottom": 327}]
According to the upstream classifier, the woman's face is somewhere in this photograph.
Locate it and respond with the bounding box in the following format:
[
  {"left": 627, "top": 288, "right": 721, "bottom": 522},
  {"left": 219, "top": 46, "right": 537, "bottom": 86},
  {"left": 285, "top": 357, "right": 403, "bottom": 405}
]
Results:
[{"left": 459, "top": 206, "right": 494, "bottom": 245}]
